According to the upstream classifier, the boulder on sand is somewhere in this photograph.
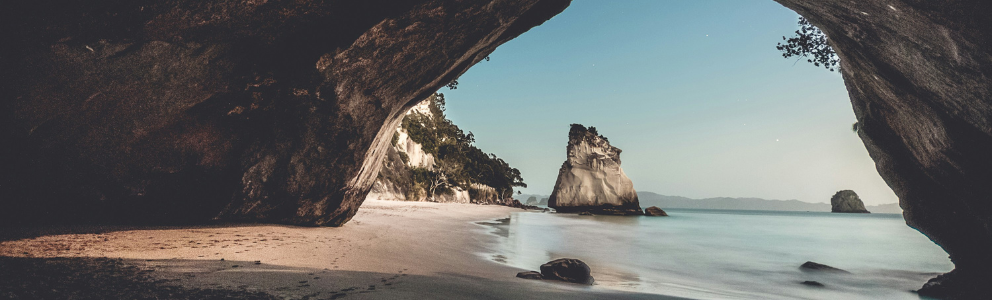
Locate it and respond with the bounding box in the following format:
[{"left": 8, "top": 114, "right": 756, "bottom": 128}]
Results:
[{"left": 539, "top": 258, "right": 594, "bottom": 285}]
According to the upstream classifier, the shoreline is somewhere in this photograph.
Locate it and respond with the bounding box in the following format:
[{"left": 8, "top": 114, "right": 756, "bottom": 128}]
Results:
[{"left": 0, "top": 200, "right": 682, "bottom": 299}]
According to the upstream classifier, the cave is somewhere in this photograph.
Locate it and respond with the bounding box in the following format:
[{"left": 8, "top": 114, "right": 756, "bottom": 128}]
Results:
[{"left": 1, "top": 0, "right": 990, "bottom": 297}]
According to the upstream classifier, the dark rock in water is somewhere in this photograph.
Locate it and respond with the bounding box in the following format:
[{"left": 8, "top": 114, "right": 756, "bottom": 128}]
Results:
[
  {"left": 578, "top": 212, "right": 593, "bottom": 216},
  {"left": 539, "top": 258, "right": 594, "bottom": 285},
  {"left": 800, "top": 261, "right": 851, "bottom": 274},
  {"left": 800, "top": 281, "right": 825, "bottom": 287},
  {"left": 830, "top": 190, "right": 870, "bottom": 213},
  {"left": 539, "top": 197, "right": 550, "bottom": 205},
  {"left": 644, "top": 206, "right": 668, "bottom": 216},
  {"left": 548, "top": 124, "right": 643, "bottom": 216},
  {"left": 0, "top": 0, "right": 570, "bottom": 226},
  {"left": 516, "top": 271, "right": 543, "bottom": 280},
  {"left": 525, "top": 196, "right": 539, "bottom": 205},
  {"left": 775, "top": 0, "right": 992, "bottom": 295},
  {"left": 503, "top": 199, "right": 540, "bottom": 210}
]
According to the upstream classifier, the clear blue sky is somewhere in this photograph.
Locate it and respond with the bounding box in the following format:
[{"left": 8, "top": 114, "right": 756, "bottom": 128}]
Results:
[{"left": 441, "top": 0, "right": 898, "bottom": 205}]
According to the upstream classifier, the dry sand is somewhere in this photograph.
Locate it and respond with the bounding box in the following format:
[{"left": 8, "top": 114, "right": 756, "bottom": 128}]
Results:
[{"left": 0, "top": 200, "right": 681, "bottom": 299}]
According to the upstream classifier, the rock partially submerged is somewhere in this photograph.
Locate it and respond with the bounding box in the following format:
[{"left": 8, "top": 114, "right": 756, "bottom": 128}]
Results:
[
  {"left": 830, "top": 190, "right": 870, "bottom": 213},
  {"left": 644, "top": 206, "right": 668, "bottom": 216},
  {"left": 548, "top": 124, "right": 642, "bottom": 215},
  {"left": 800, "top": 261, "right": 851, "bottom": 274},
  {"left": 800, "top": 281, "right": 825, "bottom": 287},
  {"left": 503, "top": 199, "right": 541, "bottom": 210}
]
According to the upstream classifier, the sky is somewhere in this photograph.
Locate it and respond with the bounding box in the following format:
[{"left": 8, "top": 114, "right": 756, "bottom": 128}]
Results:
[{"left": 439, "top": 0, "right": 899, "bottom": 205}]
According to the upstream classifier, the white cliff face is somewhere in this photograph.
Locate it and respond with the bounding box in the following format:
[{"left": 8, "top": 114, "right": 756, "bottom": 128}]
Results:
[
  {"left": 365, "top": 178, "right": 408, "bottom": 201},
  {"left": 394, "top": 126, "right": 435, "bottom": 169},
  {"left": 549, "top": 125, "right": 641, "bottom": 215},
  {"left": 365, "top": 98, "right": 472, "bottom": 203},
  {"left": 433, "top": 189, "right": 471, "bottom": 203},
  {"left": 396, "top": 100, "right": 436, "bottom": 169}
]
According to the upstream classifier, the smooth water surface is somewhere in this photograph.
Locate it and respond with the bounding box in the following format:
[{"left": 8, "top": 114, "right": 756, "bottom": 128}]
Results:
[{"left": 481, "top": 209, "right": 952, "bottom": 300}]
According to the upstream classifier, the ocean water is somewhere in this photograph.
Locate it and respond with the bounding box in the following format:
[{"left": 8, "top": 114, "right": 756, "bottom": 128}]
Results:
[{"left": 479, "top": 209, "right": 953, "bottom": 300}]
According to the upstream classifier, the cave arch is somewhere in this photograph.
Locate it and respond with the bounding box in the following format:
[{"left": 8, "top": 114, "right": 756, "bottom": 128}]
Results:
[
  {"left": 1, "top": 0, "right": 989, "bottom": 297},
  {"left": 356, "top": 1, "right": 992, "bottom": 295}
]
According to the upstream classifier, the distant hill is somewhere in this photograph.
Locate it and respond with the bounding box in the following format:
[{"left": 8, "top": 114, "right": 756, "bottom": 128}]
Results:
[
  {"left": 637, "top": 192, "right": 830, "bottom": 212},
  {"left": 637, "top": 191, "right": 902, "bottom": 214},
  {"left": 516, "top": 191, "right": 902, "bottom": 214}
]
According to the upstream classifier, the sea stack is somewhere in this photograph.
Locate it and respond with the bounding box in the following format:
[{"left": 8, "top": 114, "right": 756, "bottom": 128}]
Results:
[
  {"left": 830, "top": 190, "right": 870, "bottom": 213},
  {"left": 548, "top": 124, "right": 642, "bottom": 215}
]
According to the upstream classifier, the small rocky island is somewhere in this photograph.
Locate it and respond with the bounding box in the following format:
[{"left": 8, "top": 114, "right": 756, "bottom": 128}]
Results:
[
  {"left": 548, "top": 124, "right": 642, "bottom": 215},
  {"left": 830, "top": 190, "right": 870, "bottom": 213}
]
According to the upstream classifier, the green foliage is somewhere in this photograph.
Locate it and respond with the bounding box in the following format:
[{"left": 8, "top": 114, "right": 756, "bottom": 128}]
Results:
[
  {"left": 569, "top": 123, "right": 608, "bottom": 142},
  {"left": 391, "top": 132, "right": 399, "bottom": 147},
  {"left": 777, "top": 17, "right": 839, "bottom": 72},
  {"left": 445, "top": 79, "right": 459, "bottom": 90},
  {"left": 852, "top": 122, "right": 860, "bottom": 133},
  {"left": 398, "top": 151, "right": 410, "bottom": 164},
  {"left": 402, "top": 93, "right": 525, "bottom": 199}
]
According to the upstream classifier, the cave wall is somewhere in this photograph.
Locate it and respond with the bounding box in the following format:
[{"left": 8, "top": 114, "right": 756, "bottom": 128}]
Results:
[
  {"left": 0, "top": 0, "right": 570, "bottom": 226},
  {"left": 776, "top": 0, "right": 992, "bottom": 277},
  {"left": 4, "top": 1, "right": 991, "bottom": 294}
]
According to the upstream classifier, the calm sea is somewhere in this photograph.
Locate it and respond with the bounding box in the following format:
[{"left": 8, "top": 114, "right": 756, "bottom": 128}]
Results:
[{"left": 479, "top": 209, "right": 952, "bottom": 300}]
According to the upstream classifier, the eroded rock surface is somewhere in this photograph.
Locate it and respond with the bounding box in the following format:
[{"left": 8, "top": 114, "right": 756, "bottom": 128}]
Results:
[
  {"left": 548, "top": 125, "right": 642, "bottom": 215},
  {"left": 0, "top": 0, "right": 570, "bottom": 226},
  {"left": 539, "top": 258, "right": 594, "bottom": 285},
  {"left": 830, "top": 190, "right": 870, "bottom": 213},
  {"left": 776, "top": 0, "right": 992, "bottom": 296}
]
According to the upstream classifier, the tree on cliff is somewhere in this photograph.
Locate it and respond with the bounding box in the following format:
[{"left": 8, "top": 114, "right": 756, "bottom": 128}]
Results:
[
  {"left": 403, "top": 93, "right": 525, "bottom": 200},
  {"left": 777, "top": 17, "right": 839, "bottom": 72}
]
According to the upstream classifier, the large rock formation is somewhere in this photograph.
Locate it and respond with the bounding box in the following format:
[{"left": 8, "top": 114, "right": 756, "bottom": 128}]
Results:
[
  {"left": 0, "top": 0, "right": 570, "bottom": 226},
  {"left": 830, "top": 190, "right": 870, "bottom": 213},
  {"left": 548, "top": 124, "right": 642, "bottom": 215},
  {"left": 775, "top": 0, "right": 992, "bottom": 296}
]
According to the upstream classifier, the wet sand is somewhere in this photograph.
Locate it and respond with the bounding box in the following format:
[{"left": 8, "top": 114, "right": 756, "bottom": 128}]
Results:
[{"left": 0, "top": 200, "right": 681, "bottom": 299}]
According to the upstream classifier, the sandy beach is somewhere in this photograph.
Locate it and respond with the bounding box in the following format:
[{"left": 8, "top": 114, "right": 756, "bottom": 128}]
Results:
[{"left": 0, "top": 200, "right": 679, "bottom": 299}]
